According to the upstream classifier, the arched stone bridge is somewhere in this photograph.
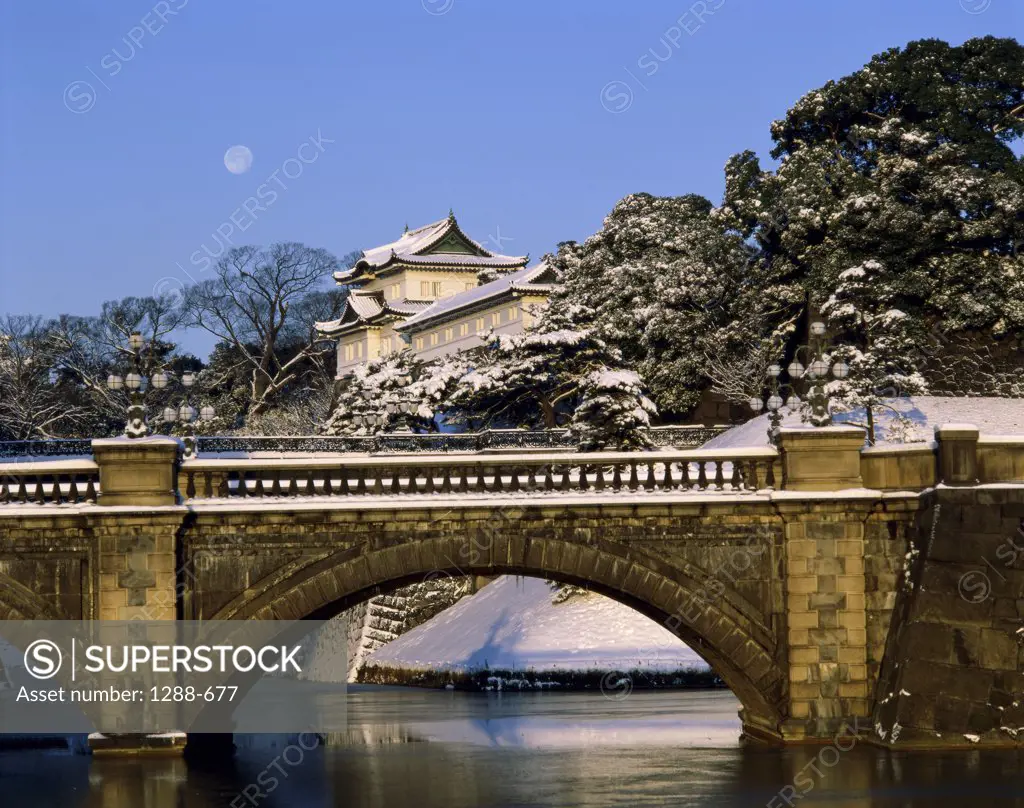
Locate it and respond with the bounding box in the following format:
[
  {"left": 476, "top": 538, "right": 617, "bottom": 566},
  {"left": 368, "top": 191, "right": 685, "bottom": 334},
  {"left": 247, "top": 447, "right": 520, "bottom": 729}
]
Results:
[{"left": 1, "top": 425, "right": 1023, "bottom": 747}]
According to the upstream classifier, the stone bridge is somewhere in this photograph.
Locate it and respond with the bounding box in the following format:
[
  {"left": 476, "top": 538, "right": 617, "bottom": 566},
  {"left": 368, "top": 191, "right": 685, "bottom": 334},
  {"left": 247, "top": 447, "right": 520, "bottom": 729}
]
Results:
[{"left": 1, "top": 425, "right": 1023, "bottom": 748}]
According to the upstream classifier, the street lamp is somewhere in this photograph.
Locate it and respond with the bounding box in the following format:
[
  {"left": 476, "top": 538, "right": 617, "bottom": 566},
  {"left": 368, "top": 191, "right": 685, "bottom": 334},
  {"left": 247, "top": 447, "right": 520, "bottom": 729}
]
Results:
[
  {"left": 158, "top": 370, "right": 215, "bottom": 459},
  {"left": 752, "top": 321, "right": 850, "bottom": 434},
  {"left": 749, "top": 368, "right": 798, "bottom": 446},
  {"left": 106, "top": 331, "right": 150, "bottom": 438},
  {"left": 748, "top": 320, "right": 850, "bottom": 443}
]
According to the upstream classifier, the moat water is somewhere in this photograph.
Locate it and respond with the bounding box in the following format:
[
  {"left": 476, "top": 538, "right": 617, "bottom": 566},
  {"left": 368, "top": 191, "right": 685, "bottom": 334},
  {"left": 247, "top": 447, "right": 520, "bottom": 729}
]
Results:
[{"left": 2, "top": 687, "right": 1023, "bottom": 807}]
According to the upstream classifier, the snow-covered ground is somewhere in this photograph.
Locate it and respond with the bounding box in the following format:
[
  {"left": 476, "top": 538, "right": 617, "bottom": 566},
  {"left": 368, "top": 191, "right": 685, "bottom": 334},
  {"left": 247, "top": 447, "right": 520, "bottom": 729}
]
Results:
[
  {"left": 364, "top": 576, "right": 708, "bottom": 674},
  {"left": 702, "top": 395, "right": 1024, "bottom": 450}
]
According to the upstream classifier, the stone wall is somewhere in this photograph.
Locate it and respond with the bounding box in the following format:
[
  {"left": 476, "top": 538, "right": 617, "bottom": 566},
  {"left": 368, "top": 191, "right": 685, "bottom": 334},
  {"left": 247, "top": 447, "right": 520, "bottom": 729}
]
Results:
[{"left": 873, "top": 486, "right": 1024, "bottom": 746}]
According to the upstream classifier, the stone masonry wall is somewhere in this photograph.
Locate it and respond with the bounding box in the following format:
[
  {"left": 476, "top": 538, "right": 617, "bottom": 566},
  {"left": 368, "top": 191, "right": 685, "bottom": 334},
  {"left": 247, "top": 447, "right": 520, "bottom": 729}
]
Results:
[{"left": 874, "top": 487, "right": 1024, "bottom": 747}]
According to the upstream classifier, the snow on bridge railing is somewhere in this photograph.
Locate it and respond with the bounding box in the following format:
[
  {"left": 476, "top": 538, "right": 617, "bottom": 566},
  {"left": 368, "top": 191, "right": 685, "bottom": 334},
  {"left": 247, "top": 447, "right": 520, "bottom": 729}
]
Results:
[
  {"left": 177, "top": 448, "right": 782, "bottom": 501},
  {"left": 0, "top": 458, "right": 100, "bottom": 505},
  {"left": 0, "top": 425, "right": 728, "bottom": 460}
]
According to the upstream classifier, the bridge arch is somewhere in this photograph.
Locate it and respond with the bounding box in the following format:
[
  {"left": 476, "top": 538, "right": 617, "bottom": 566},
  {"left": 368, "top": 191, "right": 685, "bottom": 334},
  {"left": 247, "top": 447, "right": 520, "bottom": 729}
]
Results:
[
  {"left": 205, "top": 530, "right": 788, "bottom": 740},
  {"left": 0, "top": 570, "right": 65, "bottom": 620}
]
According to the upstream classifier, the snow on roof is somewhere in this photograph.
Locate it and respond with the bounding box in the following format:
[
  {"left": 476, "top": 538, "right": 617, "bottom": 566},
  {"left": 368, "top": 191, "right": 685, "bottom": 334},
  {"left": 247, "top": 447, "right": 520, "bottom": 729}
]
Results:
[
  {"left": 335, "top": 215, "right": 528, "bottom": 283},
  {"left": 315, "top": 291, "right": 430, "bottom": 337},
  {"left": 396, "top": 262, "right": 556, "bottom": 332},
  {"left": 702, "top": 396, "right": 1024, "bottom": 450}
]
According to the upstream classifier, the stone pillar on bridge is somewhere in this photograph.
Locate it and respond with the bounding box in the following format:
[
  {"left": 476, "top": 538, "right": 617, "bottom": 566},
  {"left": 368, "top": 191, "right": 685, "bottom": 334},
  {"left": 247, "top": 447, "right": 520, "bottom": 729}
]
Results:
[
  {"left": 778, "top": 426, "right": 871, "bottom": 740},
  {"left": 91, "top": 437, "right": 183, "bottom": 621},
  {"left": 934, "top": 423, "right": 979, "bottom": 486}
]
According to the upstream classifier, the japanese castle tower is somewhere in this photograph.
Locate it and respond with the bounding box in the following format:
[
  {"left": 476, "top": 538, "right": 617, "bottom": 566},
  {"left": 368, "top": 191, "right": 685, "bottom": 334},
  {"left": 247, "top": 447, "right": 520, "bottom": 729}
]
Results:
[{"left": 317, "top": 212, "right": 557, "bottom": 376}]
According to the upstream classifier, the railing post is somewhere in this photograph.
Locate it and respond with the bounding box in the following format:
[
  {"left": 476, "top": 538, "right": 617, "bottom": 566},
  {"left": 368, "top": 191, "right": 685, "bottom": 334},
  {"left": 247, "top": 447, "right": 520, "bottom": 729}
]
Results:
[
  {"left": 91, "top": 436, "right": 181, "bottom": 506},
  {"left": 778, "top": 427, "right": 866, "bottom": 491},
  {"left": 934, "top": 423, "right": 979, "bottom": 486}
]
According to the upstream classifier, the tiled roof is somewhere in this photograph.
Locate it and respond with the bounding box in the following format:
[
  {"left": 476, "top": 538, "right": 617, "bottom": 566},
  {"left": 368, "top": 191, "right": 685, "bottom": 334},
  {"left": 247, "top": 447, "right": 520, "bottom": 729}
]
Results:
[
  {"left": 334, "top": 214, "right": 528, "bottom": 283},
  {"left": 315, "top": 291, "right": 429, "bottom": 337},
  {"left": 396, "top": 263, "right": 557, "bottom": 332}
]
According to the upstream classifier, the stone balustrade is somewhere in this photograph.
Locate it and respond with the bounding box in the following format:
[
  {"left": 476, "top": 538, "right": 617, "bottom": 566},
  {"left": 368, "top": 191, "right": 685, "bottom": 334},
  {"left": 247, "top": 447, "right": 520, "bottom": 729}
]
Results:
[
  {"left": 4, "top": 423, "right": 1024, "bottom": 509},
  {"left": 0, "top": 458, "right": 100, "bottom": 504}
]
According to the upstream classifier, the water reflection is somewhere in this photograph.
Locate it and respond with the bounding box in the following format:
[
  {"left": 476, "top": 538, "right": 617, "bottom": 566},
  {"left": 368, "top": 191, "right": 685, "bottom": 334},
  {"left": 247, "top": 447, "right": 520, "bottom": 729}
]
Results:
[{"left": 2, "top": 689, "right": 1023, "bottom": 807}]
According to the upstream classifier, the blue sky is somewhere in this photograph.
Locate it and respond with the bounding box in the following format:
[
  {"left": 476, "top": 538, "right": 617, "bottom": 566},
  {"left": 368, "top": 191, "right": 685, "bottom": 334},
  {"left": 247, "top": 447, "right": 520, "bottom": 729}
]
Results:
[{"left": 1, "top": 0, "right": 1020, "bottom": 356}]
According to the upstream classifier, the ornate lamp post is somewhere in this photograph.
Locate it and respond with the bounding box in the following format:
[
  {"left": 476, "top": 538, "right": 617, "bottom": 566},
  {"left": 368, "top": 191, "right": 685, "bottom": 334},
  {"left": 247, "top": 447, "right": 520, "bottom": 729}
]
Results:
[
  {"left": 748, "top": 321, "right": 850, "bottom": 444},
  {"left": 106, "top": 331, "right": 150, "bottom": 438},
  {"left": 159, "top": 371, "right": 215, "bottom": 459},
  {"left": 748, "top": 363, "right": 802, "bottom": 446},
  {"left": 786, "top": 321, "right": 850, "bottom": 427}
]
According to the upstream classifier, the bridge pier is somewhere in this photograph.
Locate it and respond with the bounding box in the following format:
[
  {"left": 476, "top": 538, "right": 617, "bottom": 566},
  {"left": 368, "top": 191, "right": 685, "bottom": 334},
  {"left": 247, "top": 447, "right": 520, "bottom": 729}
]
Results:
[
  {"left": 778, "top": 428, "right": 872, "bottom": 741},
  {"left": 92, "top": 437, "right": 183, "bottom": 621}
]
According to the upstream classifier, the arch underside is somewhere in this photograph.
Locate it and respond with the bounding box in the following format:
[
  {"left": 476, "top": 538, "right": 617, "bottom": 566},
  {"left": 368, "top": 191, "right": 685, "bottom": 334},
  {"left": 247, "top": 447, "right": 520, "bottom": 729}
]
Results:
[
  {"left": 0, "top": 571, "right": 65, "bottom": 620},
  {"left": 206, "top": 532, "right": 788, "bottom": 739}
]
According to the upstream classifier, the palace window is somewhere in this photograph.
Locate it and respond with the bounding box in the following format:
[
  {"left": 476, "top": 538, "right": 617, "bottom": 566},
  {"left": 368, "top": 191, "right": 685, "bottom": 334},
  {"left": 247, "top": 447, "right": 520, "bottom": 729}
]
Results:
[
  {"left": 459, "top": 323, "right": 469, "bottom": 337},
  {"left": 343, "top": 344, "right": 354, "bottom": 362},
  {"left": 432, "top": 281, "right": 444, "bottom": 297},
  {"left": 491, "top": 312, "right": 500, "bottom": 327},
  {"left": 420, "top": 281, "right": 430, "bottom": 298},
  {"left": 355, "top": 342, "right": 363, "bottom": 358},
  {"left": 414, "top": 336, "right": 424, "bottom": 351},
  {"left": 389, "top": 283, "right": 400, "bottom": 300},
  {"left": 475, "top": 317, "right": 485, "bottom": 332},
  {"left": 430, "top": 332, "right": 439, "bottom": 346},
  {"left": 444, "top": 327, "right": 453, "bottom": 342},
  {"left": 381, "top": 337, "right": 392, "bottom": 356},
  {"left": 507, "top": 306, "right": 519, "bottom": 321},
  {"left": 464, "top": 282, "right": 474, "bottom": 292}
]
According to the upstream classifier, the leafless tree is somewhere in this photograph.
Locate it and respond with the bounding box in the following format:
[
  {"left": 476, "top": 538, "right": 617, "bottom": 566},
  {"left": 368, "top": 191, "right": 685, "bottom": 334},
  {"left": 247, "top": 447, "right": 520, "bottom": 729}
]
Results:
[
  {"left": 0, "top": 316, "right": 88, "bottom": 439},
  {"left": 46, "top": 294, "right": 185, "bottom": 430},
  {"left": 183, "top": 243, "right": 346, "bottom": 415},
  {"left": 702, "top": 337, "right": 780, "bottom": 405}
]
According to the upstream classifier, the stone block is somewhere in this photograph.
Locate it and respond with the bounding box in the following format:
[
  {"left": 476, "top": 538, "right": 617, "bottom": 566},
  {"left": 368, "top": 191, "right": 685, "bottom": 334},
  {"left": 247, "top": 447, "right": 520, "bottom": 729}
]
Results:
[
  {"left": 790, "top": 647, "right": 819, "bottom": 664},
  {"left": 839, "top": 610, "right": 866, "bottom": 629},
  {"left": 117, "top": 569, "right": 156, "bottom": 589},
  {"left": 787, "top": 575, "right": 818, "bottom": 594},
  {"left": 789, "top": 611, "right": 819, "bottom": 629},
  {"left": 979, "top": 628, "right": 1019, "bottom": 671},
  {"left": 838, "top": 646, "right": 866, "bottom": 664}
]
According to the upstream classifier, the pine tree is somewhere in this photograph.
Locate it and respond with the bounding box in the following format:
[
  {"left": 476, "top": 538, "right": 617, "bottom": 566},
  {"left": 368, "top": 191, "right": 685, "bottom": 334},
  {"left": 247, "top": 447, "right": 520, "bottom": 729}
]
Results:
[{"left": 820, "top": 259, "right": 928, "bottom": 444}]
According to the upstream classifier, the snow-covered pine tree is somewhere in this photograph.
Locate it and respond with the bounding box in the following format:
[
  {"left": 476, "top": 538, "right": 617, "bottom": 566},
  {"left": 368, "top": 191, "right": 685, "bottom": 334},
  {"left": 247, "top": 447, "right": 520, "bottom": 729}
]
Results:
[
  {"left": 452, "top": 322, "right": 655, "bottom": 449},
  {"left": 322, "top": 349, "right": 466, "bottom": 435},
  {"left": 543, "top": 193, "right": 755, "bottom": 418},
  {"left": 570, "top": 368, "right": 656, "bottom": 451},
  {"left": 721, "top": 37, "right": 1024, "bottom": 392},
  {"left": 820, "top": 259, "right": 927, "bottom": 444}
]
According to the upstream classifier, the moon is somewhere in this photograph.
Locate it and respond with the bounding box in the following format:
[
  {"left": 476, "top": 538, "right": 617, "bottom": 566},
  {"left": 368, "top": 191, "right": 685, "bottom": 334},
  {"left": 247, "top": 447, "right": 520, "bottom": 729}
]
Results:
[{"left": 224, "top": 145, "right": 253, "bottom": 175}]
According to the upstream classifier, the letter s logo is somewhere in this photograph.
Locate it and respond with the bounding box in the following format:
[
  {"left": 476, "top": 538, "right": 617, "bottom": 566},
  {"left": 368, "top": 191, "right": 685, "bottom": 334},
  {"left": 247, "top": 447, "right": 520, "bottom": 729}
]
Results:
[{"left": 24, "top": 639, "right": 63, "bottom": 679}]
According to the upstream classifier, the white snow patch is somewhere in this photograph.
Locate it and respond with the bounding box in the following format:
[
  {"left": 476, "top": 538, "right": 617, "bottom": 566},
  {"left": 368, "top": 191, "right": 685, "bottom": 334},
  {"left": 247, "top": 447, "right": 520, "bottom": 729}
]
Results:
[
  {"left": 365, "top": 576, "right": 708, "bottom": 673},
  {"left": 702, "top": 396, "right": 1024, "bottom": 450}
]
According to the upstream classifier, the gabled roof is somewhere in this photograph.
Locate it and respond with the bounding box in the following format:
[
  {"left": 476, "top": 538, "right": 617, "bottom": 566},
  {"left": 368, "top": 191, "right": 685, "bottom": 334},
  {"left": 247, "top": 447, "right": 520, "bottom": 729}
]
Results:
[
  {"left": 335, "top": 213, "right": 528, "bottom": 284},
  {"left": 396, "top": 262, "right": 558, "bottom": 334},
  {"left": 315, "top": 290, "right": 428, "bottom": 338}
]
